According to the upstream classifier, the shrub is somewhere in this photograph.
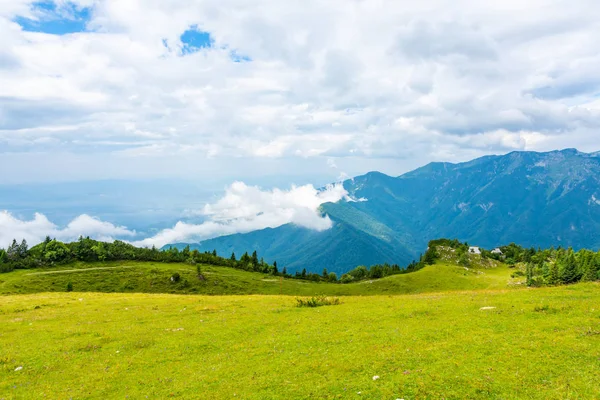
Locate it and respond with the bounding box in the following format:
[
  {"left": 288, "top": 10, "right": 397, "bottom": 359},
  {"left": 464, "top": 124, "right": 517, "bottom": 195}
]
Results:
[
  {"left": 171, "top": 272, "right": 181, "bottom": 283},
  {"left": 296, "top": 295, "right": 340, "bottom": 308},
  {"left": 66, "top": 282, "right": 73, "bottom": 292}
]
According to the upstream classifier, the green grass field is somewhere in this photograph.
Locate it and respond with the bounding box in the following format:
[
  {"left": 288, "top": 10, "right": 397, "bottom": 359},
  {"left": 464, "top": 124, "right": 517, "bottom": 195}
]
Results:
[
  {"left": 1, "top": 284, "right": 600, "bottom": 399},
  {"left": 0, "top": 260, "right": 518, "bottom": 296}
]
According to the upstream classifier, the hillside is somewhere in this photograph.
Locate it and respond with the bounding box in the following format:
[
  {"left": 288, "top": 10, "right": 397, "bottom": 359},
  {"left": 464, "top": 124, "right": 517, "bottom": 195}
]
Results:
[
  {"left": 2, "top": 284, "right": 600, "bottom": 399},
  {"left": 0, "top": 256, "right": 516, "bottom": 296},
  {"left": 182, "top": 149, "right": 600, "bottom": 274}
]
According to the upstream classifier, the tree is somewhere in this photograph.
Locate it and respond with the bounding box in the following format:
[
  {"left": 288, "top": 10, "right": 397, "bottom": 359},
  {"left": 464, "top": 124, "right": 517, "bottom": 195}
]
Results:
[
  {"left": 18, "top": 239, "right": 28, "bottom": 258},
  {"left": 582, "top": 253, "right": 599, "bottom": 282},
  {"left": 282, "top": 267, "right": 287, "bottom": 276},
  {"left": 6, "top": 239, "right": 20, "bottom": 261},
  {"left": 230, "top": 252, "right": 236, "bottom": 261},
  {"left": 212, "top": 249, "right": 217, "bottom": 257},
  {"left": 251, "top": 251, "right": 259, "bottom": 267},
  {"left": 423, "top": 247, "right": 438, "bottom": 265},
  {"left": 547, "top": 262, "right": 559, "bottom": 285},
  {"left": 560, "top": 249, "right": 579, "bottom": 284},
  {"left": 44, "top": 240, "right": 71, "bottom": 263},
  {"left": 328, "top": 272, "right": 338, "bottom": 282},
  {"left": 322, "top": 268, "right": 328, "bottom": 278},
  {"left": 301, "top": 268, "right": 307, "bottom": 278},
  {"left": 66, "top": 282, "right": 73, "bottom": 292},
  {"left": 526, "top": 263, "right": 534, "bottom": 286},
  {"left": 458, "top": 252, "right": 470, "bottom": 267}
]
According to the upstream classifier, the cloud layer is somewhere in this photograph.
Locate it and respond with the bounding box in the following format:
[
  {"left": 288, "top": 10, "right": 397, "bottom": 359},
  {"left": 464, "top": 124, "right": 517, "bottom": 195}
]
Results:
[
  {"left": 1, "top": 1, "right": 600, "bottom": 183},
  {"left": 1, "top": 181, "right": 350, "bottom": 248},
  {"left": 0, "top": 211, "right": 135, "bottom": 247}
]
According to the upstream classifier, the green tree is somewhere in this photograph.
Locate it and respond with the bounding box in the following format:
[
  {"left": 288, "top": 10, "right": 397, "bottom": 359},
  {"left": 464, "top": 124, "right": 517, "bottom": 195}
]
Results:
[
  {"left": 526, "top": 263, "right": 534, "bottom": 286},
  {"left": 301, "top": 268, "right": 307, "bottom": 278},
  {"left": 322, "top": 268, "right": 328, "bottom": 278},
  {"left": 44, "top": 240, "right": 71, "bottom": 263},
  {"left": 458, "top": 252, "right": 470, "bottom": 267},
  {"left": 582, "top": 253, "right": 599, "bottom": 282},
  {"left": 560, "top": 249, "right": 579, "bottom": 284},
  {"left": 230, "top": 252, "right": 236, "bottom": 261},
  {"left": 91, "top": 242, "right": 107, "bottom": 261},
  {"left": 251, "top": 251, "right": 259, "bottom": 268},
  {"left": 282, "top": 266, "right": 287, "bottom": 276},
  {"left": 328, "top": 272, "right": 338, "bottom": 282},
  {"left": 547, "top": 262, "right": 559, "bottom": 285}
]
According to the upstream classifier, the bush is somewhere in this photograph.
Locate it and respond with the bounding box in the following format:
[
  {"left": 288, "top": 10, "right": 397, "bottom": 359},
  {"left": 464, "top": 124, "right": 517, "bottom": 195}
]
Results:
[
  {"left": 296, "top": 295, "right": 341, "bottom": 308},
  {"left": 66, "top": 282, "right": 73, "bottom": 292},
  {"left": 340, "top": 274, "right": 354, "bottom": 284},
  {"left": 171, "top": 272, "right": 181, "bottom": 283}
]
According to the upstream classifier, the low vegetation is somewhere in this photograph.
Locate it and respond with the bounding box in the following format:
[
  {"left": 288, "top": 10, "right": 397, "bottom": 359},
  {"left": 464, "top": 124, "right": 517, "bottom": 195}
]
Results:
[{"left": 295, "top": 295, "right": 341, "bottom": 307}]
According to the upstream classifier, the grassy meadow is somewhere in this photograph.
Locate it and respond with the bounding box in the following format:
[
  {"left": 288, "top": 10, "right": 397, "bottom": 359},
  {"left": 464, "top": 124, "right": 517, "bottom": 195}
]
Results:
[
  {"left": 1, "top": 284, "right": 600, "bottom": 399},
  {"left": 0, "top": 260, "right": 517, "bottom": 296}
]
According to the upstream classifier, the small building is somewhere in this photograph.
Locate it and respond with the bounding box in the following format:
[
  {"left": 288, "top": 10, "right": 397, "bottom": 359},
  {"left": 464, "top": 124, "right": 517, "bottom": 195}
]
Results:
[
  {"left": 468, "top": 246, "right": 481, "bottom": 255},
  {"left": 491, "top": 248, "right": 503, "bottom": 255}
]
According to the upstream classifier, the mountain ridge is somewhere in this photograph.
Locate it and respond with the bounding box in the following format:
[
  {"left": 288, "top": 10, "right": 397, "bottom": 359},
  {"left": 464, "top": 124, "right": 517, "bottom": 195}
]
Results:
[{"left": 173, "top": 149, "right": 600, "bottom": 274}]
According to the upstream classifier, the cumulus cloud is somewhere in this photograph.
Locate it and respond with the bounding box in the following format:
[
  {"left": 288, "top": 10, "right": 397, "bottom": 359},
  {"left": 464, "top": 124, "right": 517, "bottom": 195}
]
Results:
[
  {"left": 1, "top": 0, "right": 600, "bottom": 183},
  {"left": 0, "top": 181, "right": 351, "bottom": 249},
  {"left": 0, "top": 211, "right": 135, "bottom": 248},
  {"left": 132, "top": 181, "right": 350, "bottom": 248}
]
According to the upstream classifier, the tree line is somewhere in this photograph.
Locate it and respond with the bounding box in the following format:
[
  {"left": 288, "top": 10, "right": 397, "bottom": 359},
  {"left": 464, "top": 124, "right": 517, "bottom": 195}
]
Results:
[
  {"left": 0, "top": 236, "right": 280, "bottom": 275},
  {"left": 2, "top": 236, "right": 598, "bottom": 286}
]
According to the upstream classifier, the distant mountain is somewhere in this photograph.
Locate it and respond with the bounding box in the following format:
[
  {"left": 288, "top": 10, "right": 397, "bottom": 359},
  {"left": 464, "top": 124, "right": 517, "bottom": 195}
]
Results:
[{"left": 175, "top": 149, "right": 600, "bottom": 275}]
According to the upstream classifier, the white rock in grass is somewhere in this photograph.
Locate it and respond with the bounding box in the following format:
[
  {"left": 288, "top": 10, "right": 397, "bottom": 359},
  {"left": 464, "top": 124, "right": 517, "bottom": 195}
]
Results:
[
  {"left": 15, "top": 366, "right": 23, "bottom": 371},
  {"left": 480, "top": 306, "right": 496, "bottom": 310},
  {"left": 372, "top": 375, "right": 380, "bottom": 381}
]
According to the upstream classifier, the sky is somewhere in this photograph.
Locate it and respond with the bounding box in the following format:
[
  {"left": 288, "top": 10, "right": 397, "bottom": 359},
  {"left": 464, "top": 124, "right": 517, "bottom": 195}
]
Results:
[{"left": 1, "top": 0, "right": 600, "bottom": 247}]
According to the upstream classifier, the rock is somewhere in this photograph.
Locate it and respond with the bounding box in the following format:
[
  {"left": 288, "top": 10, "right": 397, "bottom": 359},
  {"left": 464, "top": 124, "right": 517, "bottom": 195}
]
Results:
[
  {"left": 480, "top": 306, "right": 496, "bottom": 310},
  {"left": 372, "top": 375, "right": 380, "bottom": 381}
]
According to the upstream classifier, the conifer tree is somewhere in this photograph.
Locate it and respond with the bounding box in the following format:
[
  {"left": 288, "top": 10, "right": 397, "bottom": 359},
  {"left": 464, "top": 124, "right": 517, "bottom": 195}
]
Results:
[
  {"left": 560, "top": 249, "right": 579, "bottom": 284},
  {"left": 582, "top": 253, "right": 599, "bottom": 282},
  {"left": 548, "top": 262, "right": 559, "bottom": 285},
  {"left": 526, "top": 263, "right": 534, "bottom": 286}
]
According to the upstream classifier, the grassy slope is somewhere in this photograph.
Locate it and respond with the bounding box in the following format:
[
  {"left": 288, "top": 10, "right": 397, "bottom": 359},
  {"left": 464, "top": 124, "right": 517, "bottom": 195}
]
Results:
[
  {"left": 0, "top": 259, "right": 518, "bottom": 296},
  {"left": 2, "top": 285, "right": 600, "bottom": 399}
]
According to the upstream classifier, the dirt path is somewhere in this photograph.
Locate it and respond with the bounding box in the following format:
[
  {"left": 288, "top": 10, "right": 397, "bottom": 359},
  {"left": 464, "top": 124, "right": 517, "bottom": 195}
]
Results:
[{"left": 26, "top": 266, "right": 134, "bottom": 275}]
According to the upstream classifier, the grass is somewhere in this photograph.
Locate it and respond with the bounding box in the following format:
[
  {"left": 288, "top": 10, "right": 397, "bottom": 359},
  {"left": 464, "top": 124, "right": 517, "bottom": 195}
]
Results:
[
  {"left": 0, "top": 260, "right": 519, "bottom": 296},
  {"left": 1, "top": 284, "right": 600, "bottom": 399}
]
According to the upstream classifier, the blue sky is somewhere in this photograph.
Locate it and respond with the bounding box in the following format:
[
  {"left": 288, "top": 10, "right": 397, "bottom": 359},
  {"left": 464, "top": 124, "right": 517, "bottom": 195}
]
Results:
[
  {"left": 13, "top": 1, "right": 91, "bottom": 34},
  {"left": 1, "top": 0, "right": 600, "bottom": 247}
]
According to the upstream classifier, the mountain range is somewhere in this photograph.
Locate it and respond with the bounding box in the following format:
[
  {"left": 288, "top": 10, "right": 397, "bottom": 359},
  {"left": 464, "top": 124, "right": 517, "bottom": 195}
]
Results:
[{"left": 173, "top": 149, "right": 600, "bottom": 275}]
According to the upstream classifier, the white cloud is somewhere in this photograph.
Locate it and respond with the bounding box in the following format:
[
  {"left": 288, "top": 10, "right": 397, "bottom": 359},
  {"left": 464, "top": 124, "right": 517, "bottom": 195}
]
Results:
[
  {"left": 133, "top": 181, "right": 350, "bottom": 248},
  {"left": 1, "top": 0, "right": 600, "bottom": 184},
  {"left": 0, "top": 211, "right": 135, "bottom": 248},
  {"left": 0, "top": 181, "right": 351, "bottom": 249}
]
